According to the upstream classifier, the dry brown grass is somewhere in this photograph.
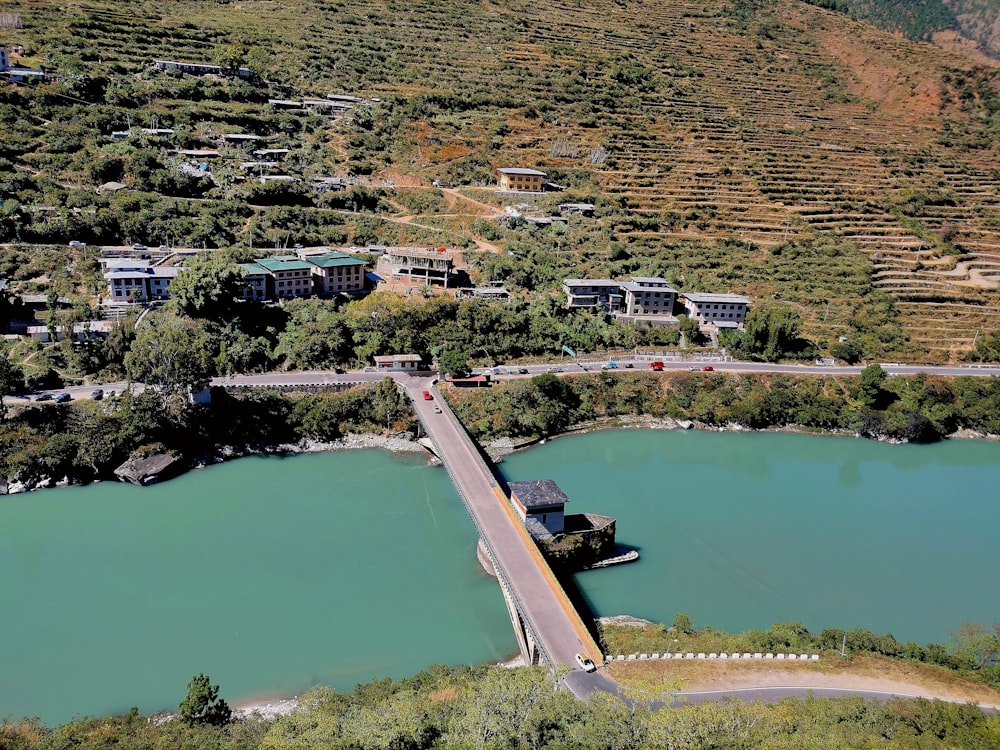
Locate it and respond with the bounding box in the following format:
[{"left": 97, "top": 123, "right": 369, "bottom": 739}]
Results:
[{"left": 607, "top": 653, "right": 1000, "bottom": 707}]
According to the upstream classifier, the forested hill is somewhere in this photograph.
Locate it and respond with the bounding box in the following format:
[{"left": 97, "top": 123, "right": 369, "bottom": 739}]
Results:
[
  {"left": 806, "top": 0, "right": 1000, "bottom": 59},
  {"left": 2, "top": 0, "right": 1000, "bottom": 361}
]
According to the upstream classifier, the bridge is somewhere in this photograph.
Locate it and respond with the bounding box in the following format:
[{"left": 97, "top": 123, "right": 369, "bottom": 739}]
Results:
[{"left": 395, "top": 374, "right": 604, "bottom": 674}]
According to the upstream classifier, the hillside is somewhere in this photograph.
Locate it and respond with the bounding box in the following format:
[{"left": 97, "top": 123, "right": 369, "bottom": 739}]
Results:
[
  {"left": 948, "top": 0, "right": 1000, "bottom": 59},
  {"left": 1, "top": 0, "right": 999, "bottom": 361}
]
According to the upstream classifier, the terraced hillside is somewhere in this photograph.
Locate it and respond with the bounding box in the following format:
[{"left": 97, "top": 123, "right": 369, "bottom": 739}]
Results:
[{"left": 2, "top": 0, "right": 999, "bottom": 360}]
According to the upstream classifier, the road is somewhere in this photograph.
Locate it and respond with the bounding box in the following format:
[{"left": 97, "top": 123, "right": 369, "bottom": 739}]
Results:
[
  {"left": 8, "top": 357, "right": 999, "bottom": 405},
  {"left": 472, "top": 358, "right": 1000, "bottom": 379},
  {"left": 673, "top": 686, "right": 998, "bottom": 710},
  {"left": 562, "top": 671, "right": 999, "bottom": 712},
  {"left": 400, "top": 375, "right": 602, "bottom": 671}
]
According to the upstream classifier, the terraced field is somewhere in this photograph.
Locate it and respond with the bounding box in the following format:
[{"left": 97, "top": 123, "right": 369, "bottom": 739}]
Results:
[{"left": 3, "top": 0, "right": 999, "bottom": 360}]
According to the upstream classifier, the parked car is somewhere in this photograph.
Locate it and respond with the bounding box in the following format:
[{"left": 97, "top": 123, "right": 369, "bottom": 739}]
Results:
[
  {"left": 54, "top": 392, "right": 71, "bottom": 403},
  {"left": 132, "top": 243, "right": 147, "bottom": 251},
  {"left": 35, "top": 393, "right": 52, "bottom": 402},
  {"left": 701, "top": 365, "right": 715, "bottom": 372},
  {"left": 422, "top": 390, "right": 433, "bottom": 401},
  {"left": 91, "top": 389, "right": 104, "bottom": 400},
  {"left": 575, "top": 652, "right": 597, "bottom": 673}
]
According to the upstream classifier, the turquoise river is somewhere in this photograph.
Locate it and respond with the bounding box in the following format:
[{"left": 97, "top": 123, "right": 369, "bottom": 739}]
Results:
[{"left": 2, "top": 430, "right": 999, "bottom": 723}]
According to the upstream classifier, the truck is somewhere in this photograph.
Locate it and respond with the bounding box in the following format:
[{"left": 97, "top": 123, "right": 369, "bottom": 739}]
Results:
[
  {"left": 649, "top": 361, "right": 664, "bottom": 371},
  {"left": 601, "top": 361, "right": 618, "bottom": 369}
]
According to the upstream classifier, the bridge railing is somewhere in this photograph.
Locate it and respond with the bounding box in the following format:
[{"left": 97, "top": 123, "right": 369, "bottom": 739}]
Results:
[
  {"left": 428, "top": 384, "right": 602, "bottom": 665},
  {"left": 423, "top": 387, "right": 553, "bottom": 665}
]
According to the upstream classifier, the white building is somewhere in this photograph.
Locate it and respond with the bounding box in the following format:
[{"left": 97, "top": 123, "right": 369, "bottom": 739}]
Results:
[
  {"left": 104, "top": 264, "right": 181, "bottom": 302},
  {"left": 620, "top": 277, "right": 678, "bottom": 317},
  {"left": 373, "top": 354, "right": 422, "bottom": 372},
  {"left": 681, "top": 292, "right": 750, "bottom": 328}
]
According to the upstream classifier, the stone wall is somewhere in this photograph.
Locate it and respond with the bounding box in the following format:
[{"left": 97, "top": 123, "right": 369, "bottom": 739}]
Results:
[{"left": 539, "top": 513, "right": 617, "bottom": 571}]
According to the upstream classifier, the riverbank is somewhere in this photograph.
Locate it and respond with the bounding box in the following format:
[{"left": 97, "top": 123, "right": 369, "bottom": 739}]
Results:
[
  {"left": 482, "top": 412, "right": 996, "bottom": 461},
  {"left": 447, "top": 369, "right": 1000, "bottom": 449},
  {"left": 0, "top": 431, "right": 426, "bottom": 495}
]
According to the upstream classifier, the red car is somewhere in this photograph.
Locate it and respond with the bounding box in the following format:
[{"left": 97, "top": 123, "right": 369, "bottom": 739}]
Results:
[
  {"left": 649, "top": 361, "right": 664, "bottom": 371},
  {"left": 422, "top": 390, "right": 433, "bottom": 400},
  {"left": 701, "top": 365, "right": 714, "bottom": 372}
]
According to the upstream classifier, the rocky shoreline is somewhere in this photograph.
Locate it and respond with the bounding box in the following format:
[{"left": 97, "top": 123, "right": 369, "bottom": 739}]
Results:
[
  {"left": 3, "top": 414, "right": 996, "bottom": 496},
  {"left": 0, "top": 432, "right": 428, "bottom": 496}
]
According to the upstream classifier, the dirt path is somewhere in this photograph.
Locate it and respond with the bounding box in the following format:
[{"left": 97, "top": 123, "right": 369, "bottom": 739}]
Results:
[{"left": 608, "top": 654, "right": 1000, "bottom": 708}]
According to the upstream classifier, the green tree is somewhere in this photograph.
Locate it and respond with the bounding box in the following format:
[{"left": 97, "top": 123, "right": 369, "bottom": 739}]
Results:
[
  {"left": 275, "top": 300, "right": 353, "bottom": 371},
  {"left": 169, "top": 255, "right": 245, "bottom": 320},
  {"left": 830, "top": 339, "right": 861, "bottom": 364},
  {"left": 178, "top": 673, "right": 232, "bottom": 727},
  {"left": 677, "top": 314, "right": 703, "bottom": 346},
  {"left": 213, "top": 43, "right": 247, "bottom": 72},
  {"left": 672, "top": 612, "right": 695, "bottom": 634},
  {"left": 438, "top": 347, "right": 472, "bottom": 379},
  {"left": 743, "top": 304, "right": 805, "bottom": 361},
  {"left": 125, "top": 315, "right": 215, "bottom": 394},
  {"left": 858, "top": 363, "right": 887, "bottom": 407},
  {"left": 950, "top": 622, "right": 1000, "bottom": 670},
  {"left": 0, "top": 347, "right": 24, "bottom": 420}
]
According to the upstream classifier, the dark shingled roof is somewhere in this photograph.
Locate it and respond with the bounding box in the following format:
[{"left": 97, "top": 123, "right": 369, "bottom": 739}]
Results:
[{"left": 509, "top": 479, "right": 570, "bottom": 509}]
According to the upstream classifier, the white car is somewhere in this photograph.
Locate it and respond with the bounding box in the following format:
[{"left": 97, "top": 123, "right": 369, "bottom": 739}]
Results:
[{"left": 575, "top": 652, "right": 597, "bottom": 672}]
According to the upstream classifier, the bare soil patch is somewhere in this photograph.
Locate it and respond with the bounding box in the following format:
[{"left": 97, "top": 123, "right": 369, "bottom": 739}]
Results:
[{"left": 607, "top": 653, "right": 1000, "bottom": 707}]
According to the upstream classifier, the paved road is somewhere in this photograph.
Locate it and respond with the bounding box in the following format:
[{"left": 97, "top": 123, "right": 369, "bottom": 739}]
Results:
[
  {"left": 474, "top": 358, "right": 1000, "bottom": 379},
  {"left": 7, "top": 357, "right": 1000, "bottom": 405},
  {"left": 400, "top": 375, "right": 602, "bottom": 671}
]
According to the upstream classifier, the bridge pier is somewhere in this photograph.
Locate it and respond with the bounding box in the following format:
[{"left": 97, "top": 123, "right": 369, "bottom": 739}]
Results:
[{"left": 478, "top": 538, "right": 540, "bottom": 665}]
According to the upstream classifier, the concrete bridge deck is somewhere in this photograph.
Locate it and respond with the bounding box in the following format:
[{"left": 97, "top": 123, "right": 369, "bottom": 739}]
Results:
[{"left": 397, "top": 374, "right": 603, "bottom": 671}]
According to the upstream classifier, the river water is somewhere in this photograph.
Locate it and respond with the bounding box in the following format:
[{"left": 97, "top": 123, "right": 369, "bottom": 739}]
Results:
[
  {"left": 500, "top": 430, "right": 1000, "bottom": 645},
  {"left": 2, "top": 431, "right": 999, "bottom": 723},
  {"left": 0, "top": 451, "right": 514, "bottom": 724}
]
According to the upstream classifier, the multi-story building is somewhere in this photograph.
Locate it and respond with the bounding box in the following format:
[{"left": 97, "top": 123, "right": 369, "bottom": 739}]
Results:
[
  {"left": 383, "top": 246, "right": 456, "bottom": 287},
  {"left": 562, "top": 279, "right": 624, "bottom": 312},
  {"left": 496, "top": 167, "right": 546, "bottom": 193},
  {"left": 104, "top": 260, "right": 181, "bottom": 302},
  {"left": 562, "top": 276, "right": 748, "bottom": 327},
  {"left": 681, "top": 292, "right": 750, "bottom": 328},
  {"left": 238, "top": 262, "right": 270, "bottom": 301},
  {"left": 254, "top": 256, "right": 314, "bottom": 299},
  {"left": 306, "top": 251, "right": 366, "bottom": 295},
  {"left": 620, "top": 277, "right": 678, "bottom": 317}
]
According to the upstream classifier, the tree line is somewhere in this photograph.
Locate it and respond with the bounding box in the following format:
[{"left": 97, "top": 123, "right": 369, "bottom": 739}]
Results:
[
  {"left": 446, "top": 366, "right": 1000, "bottom": 442},
  {"left": 2, "top": 662, "right": 997, "bottom": 749},
  {"left": 0, "top": 381, "right": 413, "bottom": 490}
]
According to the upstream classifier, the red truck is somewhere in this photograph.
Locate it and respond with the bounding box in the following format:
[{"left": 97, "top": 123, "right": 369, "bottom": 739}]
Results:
[{"left": 649, "top": 361, "right": 664, "bottom": 371}]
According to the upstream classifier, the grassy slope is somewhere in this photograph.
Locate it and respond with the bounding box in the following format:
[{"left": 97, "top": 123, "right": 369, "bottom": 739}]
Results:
[{"left": 4, "top": 0, "right": 1000, "bottom": 360}]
